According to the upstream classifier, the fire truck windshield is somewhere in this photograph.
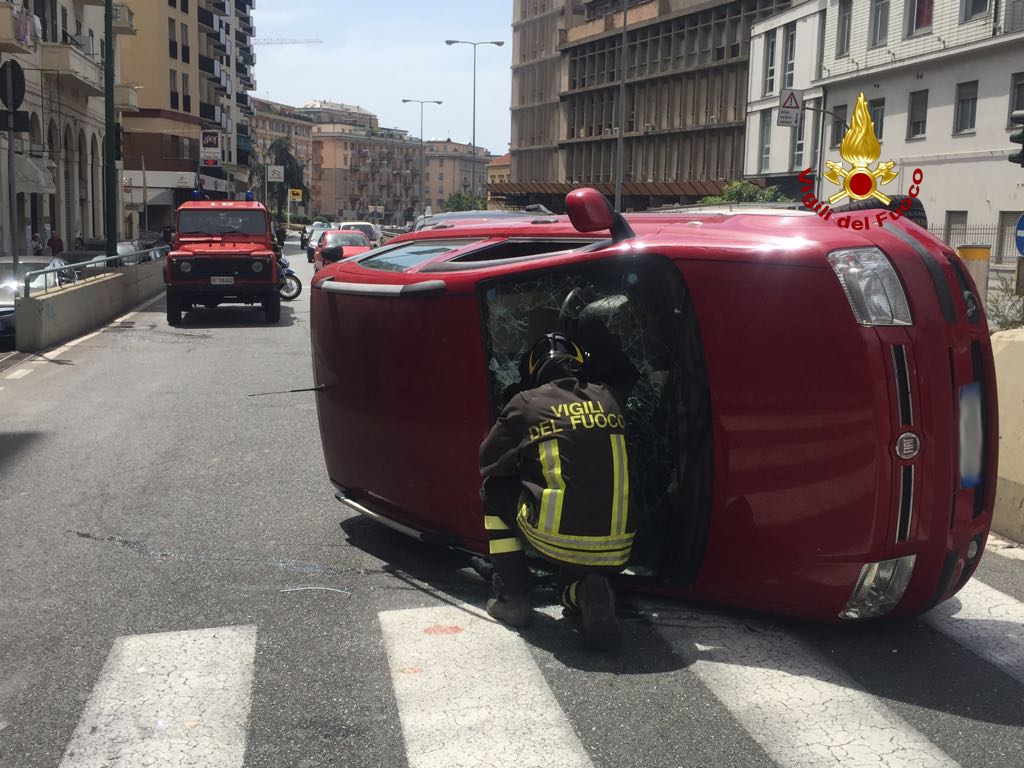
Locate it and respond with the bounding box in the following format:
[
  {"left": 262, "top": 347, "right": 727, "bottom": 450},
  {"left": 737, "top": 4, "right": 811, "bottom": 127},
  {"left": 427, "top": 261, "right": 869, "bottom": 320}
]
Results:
[{"left": 178, "top": 210, "right": 267, "bottom": 236}]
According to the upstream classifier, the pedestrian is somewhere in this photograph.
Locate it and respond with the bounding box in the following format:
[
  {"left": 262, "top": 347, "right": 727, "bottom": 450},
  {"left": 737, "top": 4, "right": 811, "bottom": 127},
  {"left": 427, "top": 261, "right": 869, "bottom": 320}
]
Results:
[
  {"left": 72, "top": 236, "right": 85, "bottom": 252},
  {"left": 31, "top": 232, "right": 43, "bottom": 256},
  {"left": 47, "top": 231, "right": 64, "bottom": 258},
  {"left": 478, "top": 332, "right": 635, "bottom": 650}
]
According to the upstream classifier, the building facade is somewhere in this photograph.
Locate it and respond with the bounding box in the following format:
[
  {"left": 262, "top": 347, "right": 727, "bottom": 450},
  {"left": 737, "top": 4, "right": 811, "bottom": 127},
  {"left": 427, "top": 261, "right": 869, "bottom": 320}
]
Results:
[
  {"left": 0, "top": 0, "right": 111, "bottom": 254},
  {"left": 118, "top": 0, "right": 256, "bottom": 233},
  {"left": 251, "top": 97, "right": 314, "bottom": 209},
  {"left": 487, "top": 153, "right": 512, "bottom": 209},
  {"left": 745, "top": 0, "right": 1024, "bottom": 263},
  {"left": 423, "top": 139, "right": 493, "bottom": 211},
  {"left": 499, "top": 0, "right": 795, "bottom": 212}
]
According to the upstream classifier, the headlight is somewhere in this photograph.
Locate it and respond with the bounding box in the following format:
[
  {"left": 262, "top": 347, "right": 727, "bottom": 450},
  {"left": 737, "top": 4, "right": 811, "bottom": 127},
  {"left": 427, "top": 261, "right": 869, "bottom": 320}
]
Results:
[
  {"left": 178, "top": 260, "right": 192, "bottom": 273},
  {"left": 252, "top": 261, "right": 263, "bottom": 273},
  {"left": 827, "top": 247, "right": 912, "bottom": 326},
  {"left": 839, "top": 554, "right": 917, "bottom": 619}
]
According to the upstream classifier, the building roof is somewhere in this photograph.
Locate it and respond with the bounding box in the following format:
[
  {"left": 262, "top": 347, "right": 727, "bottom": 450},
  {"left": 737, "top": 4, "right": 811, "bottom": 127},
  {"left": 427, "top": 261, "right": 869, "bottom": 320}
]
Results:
[
  {"left": 299, "top": 99, "right": 376, "bottom": 116},
  {"left": 488, "top": 153, "right": 511, "bottom": 166}
]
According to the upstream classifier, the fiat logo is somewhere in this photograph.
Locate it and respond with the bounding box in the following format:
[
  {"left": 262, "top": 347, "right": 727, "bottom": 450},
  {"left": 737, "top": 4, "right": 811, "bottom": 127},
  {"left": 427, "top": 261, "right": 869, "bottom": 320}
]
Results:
[{"left": 895, "top": 432, "right": 921, "bottom": 460}]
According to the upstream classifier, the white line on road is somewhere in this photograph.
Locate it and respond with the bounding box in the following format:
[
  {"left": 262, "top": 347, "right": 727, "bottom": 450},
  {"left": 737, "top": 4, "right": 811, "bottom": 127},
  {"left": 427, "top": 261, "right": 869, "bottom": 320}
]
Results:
[
  {"left": 663, "top": 613, "right": 959, "bottom": 767},
  {"left": 4, "top": 368, "right": 31, "bottom": 380},
  {"left": 379, "top": 604, "right": 594, "bottom": 768},
  {"left": 924, "top": 578, "right": 1024, "bottom": 686},
  {"left": 58, "top": 625, "right": 257, "bottom": 768}
]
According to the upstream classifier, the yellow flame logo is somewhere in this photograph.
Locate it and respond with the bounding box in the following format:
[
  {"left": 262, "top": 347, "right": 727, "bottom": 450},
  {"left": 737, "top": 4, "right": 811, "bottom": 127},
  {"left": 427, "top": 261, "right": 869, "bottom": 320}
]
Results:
[{"left": 823, "top": 93, "right": 898, "bottom": 205}]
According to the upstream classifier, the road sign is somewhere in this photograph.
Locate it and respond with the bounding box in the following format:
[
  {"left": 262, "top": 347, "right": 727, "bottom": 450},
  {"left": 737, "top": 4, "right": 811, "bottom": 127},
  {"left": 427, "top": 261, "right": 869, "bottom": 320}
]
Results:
[
  {"left": 0, "top": 60, "right": 26, "bottom": 111},
  {"left": 267, "top": 165, "right": 284, "bottom": 183},
  {"left": 0, "top": 110, "right": 29, "bottom": 132},
  {"left": 1016, "top": 213, "right": 1024, "bottom": 256},
  {"left": 778, "top": 88, "right": 803, "bottom": 127},
  {"left": 288, "top": 188, "right": 302, "bottom": 201},
  {"left": 200, "top": 130, "right": 221, "bottom": 160}
]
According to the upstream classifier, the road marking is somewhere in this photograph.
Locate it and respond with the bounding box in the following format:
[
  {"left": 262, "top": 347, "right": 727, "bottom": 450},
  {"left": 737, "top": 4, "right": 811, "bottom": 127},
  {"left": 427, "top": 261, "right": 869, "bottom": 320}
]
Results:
[
  {"left": 986, "top": 533, "right": 1024, "bottom": 561},
  {"left": 663, "top": 612, "right": 958, "bottom": 767},
  {"left": 58, "top": 625, "right": 257, "bottom": 768},
  {"left": 4, "top": 368, "right": 31, "bottom": 380},
  {"left": 925, "top": 579, "right": 1024, "bottom": 685},
  {"left": 379, "top": 604, "right": 594, "bottom": 768}
]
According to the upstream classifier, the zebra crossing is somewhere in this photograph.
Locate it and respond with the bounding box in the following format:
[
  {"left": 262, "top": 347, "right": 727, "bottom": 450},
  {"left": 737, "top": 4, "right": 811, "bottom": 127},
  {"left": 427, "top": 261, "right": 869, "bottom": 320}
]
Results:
[{"left": 38, "top": 540, "right": 1024, "bottom": 768}]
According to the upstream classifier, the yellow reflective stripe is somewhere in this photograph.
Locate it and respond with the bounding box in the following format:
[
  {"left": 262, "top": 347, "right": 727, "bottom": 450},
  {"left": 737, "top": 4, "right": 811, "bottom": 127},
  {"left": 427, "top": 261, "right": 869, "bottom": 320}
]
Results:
[
  {"left": 484, "top": 515, "right": 510, "bottom": 531},
  {"left": 522, "top": 530, "right": 632, "bottom": 567},
  {"left": 489, "top": 537, "right": 524, "bottom": 555},
  {"left": 521, "top": 523, "right": 634, "bottom": 551},
  {"left": 610, "top": 434, "right": 629, "bottom": 536},
  {"left": 538, "top": 440, "right": 565, "bottom": 534}
]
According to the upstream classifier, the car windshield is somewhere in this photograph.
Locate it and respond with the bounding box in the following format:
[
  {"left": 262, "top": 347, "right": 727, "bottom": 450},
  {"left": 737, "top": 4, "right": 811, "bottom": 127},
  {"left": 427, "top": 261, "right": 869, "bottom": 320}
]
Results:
[
  {"left": 325, "top": 232, "right": 369, "bottom": 247},
  {"left": 178, "top": 210, "right": 267, "bottom": 235},
  {"left": 0, "top": 261, "right": 62, "bottom": 295},
  {"left": 342, "top": 224, "right": 376, "bottom": 241},
  {"left": 356, "top": 239, "right": 482, "bottom": 272}
]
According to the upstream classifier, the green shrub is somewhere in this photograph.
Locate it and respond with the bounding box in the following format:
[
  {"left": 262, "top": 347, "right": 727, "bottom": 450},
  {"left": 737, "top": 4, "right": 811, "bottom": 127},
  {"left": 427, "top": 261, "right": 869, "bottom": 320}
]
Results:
[{"left": 987, "top": 273, "right": 1024, "bottom": 331}]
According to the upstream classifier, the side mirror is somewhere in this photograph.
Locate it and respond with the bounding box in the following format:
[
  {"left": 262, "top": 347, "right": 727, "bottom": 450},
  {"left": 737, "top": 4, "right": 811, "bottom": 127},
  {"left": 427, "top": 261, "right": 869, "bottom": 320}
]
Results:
[
  {"left": 162, "top": 227, "right": 172, "bottom": 244},
  {"left": 565, "top": 187, "right": 635, "bottom": 243}
]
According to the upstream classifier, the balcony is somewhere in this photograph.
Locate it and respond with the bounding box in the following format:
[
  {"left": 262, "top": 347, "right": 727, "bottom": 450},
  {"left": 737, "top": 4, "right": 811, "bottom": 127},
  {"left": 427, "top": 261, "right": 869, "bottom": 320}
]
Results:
[
  {"left": 208, "top": 25, "right": 227, "bottom": 52},
  {"left": 235, "top": 92, "right": 250, "bottom": 109},
  {"left": 198, "top": 53, "right": 219, "bottom": 77},
  {"left": 41, "top": 42, "right": 103, "bottom": 97},
  {"left": 0, "top": 3, "right": 35, "bottom": 53},
  {"left": 198, "top": 6, "right": 215, "bottom": 30},
  {"left": 114, "top": 83, "right": 139, "bottom": 113},
  {"left": 111, "top": 4, "right": 135, "bottom": 35},
  {"left": 199, "top": 101, "right": 219, "bottom": 123},
  {"left": 208, "top": 0, "right": 227, "bottom": 14}
]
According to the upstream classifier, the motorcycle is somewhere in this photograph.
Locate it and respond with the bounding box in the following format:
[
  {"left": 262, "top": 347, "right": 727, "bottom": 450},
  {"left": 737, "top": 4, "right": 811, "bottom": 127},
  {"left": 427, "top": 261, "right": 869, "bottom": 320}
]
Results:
[{"left": 277, "top": 255, "right": 302, "bottom": 301}]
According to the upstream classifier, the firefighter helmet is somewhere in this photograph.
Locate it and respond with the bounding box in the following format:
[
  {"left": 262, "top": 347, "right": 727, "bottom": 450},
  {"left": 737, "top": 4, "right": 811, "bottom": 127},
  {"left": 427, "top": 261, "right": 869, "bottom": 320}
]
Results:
[{"left": 526, "top": 332, "right": 586, "bottom": 385}]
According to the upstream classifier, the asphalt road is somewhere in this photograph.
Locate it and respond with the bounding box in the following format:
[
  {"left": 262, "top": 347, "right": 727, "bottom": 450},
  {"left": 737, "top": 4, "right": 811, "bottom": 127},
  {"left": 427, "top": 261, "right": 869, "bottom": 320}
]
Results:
[{"left": 1, "top": 238, "right": 1023, "bottom": 767}]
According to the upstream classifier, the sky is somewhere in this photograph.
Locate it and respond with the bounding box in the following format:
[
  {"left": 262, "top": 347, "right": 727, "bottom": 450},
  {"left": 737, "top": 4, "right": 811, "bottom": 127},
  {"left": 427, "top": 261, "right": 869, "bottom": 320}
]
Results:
[{"left": 250, "top": 0, "right": 514, "bottom": 157}]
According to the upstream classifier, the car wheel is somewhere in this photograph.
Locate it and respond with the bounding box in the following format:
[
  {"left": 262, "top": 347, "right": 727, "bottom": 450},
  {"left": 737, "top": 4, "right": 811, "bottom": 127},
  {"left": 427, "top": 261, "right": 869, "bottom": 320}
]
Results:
[
  {"left": 166, "top": 294, "right": 182, "bottom": 326},
  {"left": 263, "top": 293, "right": 281, "bottom": 323},
  {"left": 837, "top": 194, "right": 928, "bottom": 228}
]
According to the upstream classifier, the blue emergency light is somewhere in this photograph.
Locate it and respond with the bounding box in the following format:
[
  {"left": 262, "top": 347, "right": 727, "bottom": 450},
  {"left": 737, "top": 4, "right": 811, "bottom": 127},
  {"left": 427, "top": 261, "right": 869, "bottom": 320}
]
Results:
[
  {"left": 246, "top": 191, "right": 254, "bottom": 201},
  {"left": 192, "top": 190, "right": 202, "bottom": 200}
]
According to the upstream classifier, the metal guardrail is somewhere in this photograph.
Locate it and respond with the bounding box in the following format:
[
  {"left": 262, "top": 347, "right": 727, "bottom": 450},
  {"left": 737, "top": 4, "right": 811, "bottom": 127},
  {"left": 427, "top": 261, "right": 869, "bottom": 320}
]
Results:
[{"left": 22, "top": 248, "right": 165, "bottom": 299}]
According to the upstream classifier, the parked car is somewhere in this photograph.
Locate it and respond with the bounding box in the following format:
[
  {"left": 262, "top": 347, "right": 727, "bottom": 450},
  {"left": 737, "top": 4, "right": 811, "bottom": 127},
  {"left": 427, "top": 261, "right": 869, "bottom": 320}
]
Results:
[
  {"left": 309, "top": 188, "right": 998, "bottom": 623},
  {"left": 312, "top": 230, "right": 372, "bottom": 272},
  {"left": 338, "top": 221, "right": 384, "bottom": 248},
  {"left": 305, "top": 222, "right": 337, "bottom": 262},
  {"left": 1, "top": 258, "right": 62, "bottom": 344}
]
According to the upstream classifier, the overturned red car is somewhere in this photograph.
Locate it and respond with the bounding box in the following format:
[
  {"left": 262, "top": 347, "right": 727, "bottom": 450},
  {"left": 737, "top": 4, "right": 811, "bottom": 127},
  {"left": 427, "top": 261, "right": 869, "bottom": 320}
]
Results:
[{"left": 309, "top": 189, "right": 998, "bottom": 622}]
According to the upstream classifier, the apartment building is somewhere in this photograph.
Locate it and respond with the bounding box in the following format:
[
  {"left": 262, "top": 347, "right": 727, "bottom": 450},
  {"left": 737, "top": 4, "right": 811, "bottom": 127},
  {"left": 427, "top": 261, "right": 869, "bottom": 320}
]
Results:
[
  {"left": 499, "top": 0, "right": 794, "bottom": 211},
  {"left": 0, "top": 0, "right": 112, "bottom": 253},
  {"left": 746, "top": 0, "right": 1024, "bottom": 262},
  {"left": 487, "top": 153, "right": 512, "bottom": 209},
  {"left": 118, "top": 0, "right": 256, "bottom": 232},
  {"left": 423, "top": 139, "right": 493, "bottom": 211},
  {"left": 251, "top": 96, "right": 314, "bottom": 193}
]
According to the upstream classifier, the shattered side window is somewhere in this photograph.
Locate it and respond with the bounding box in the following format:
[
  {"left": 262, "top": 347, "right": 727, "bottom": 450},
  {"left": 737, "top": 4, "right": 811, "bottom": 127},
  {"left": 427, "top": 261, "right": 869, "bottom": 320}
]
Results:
[{"left": 479, "top": 259, "right": 685, "bottom": 573}]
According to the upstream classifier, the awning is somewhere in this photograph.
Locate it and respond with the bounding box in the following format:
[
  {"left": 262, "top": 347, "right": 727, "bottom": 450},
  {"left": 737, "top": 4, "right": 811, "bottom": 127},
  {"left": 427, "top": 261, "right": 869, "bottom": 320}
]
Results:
[{"left": 15, "top": 155, "right": 56, "bottom": 196}]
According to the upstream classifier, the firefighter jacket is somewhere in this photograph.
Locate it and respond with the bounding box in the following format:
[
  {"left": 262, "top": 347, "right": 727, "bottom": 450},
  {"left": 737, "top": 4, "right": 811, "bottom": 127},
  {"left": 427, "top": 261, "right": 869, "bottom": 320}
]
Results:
[{"left": 479, "top": 374, "right": 635, "bottom": 568}]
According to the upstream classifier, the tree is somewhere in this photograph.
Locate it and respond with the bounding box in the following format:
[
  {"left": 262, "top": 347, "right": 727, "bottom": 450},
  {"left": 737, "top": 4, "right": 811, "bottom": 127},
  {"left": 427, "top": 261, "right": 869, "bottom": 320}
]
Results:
[
  {"left": 699, "top": 180, "right": 790, "bottom": 204},
  {"left": 255, "top": 138, "right": 308, "bottom": 216},
  {"left": 441, "top": 191, "right": 475, "bottom": 213}
]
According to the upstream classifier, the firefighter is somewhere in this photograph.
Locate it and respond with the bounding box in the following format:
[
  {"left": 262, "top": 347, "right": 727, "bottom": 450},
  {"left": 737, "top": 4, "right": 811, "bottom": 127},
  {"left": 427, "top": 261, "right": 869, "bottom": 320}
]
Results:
[{"left": 478, "top": 332, "right": 635, "bottom": 650}]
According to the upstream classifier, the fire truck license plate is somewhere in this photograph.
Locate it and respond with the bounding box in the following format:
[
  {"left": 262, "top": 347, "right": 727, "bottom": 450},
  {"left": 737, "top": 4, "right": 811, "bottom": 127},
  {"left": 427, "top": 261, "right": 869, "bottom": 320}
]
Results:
[{"left": 210, "top": 276, "right": 234, "bottom": 285}]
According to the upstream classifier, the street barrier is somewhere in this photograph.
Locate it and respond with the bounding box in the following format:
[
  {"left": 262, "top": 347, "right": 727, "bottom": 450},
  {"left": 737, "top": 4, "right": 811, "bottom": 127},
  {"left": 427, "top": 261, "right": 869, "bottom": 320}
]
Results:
[
  {"left": 957, "top": 244, "right": 991, "bottom": 308},
  {"left": 992, "top": 329, "right": 1024, "bottom": 544},
  {"left": 14, "top": 254, "right": 165, "bottom": 352}
]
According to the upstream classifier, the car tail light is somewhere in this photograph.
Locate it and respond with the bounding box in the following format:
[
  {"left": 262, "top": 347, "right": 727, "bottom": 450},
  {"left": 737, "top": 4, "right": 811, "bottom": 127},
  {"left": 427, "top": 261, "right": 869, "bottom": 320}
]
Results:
[
  {"left": 827, "top": 247, "right": 912, "bottom": 326},
  {"left": 839, "top": 555, "right": 917, "bottom": 619}
]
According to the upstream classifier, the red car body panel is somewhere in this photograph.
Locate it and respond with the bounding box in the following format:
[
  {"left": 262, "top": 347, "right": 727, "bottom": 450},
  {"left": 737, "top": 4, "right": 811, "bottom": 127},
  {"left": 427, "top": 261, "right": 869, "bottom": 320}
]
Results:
[{"left": 309, "top": 208, "right": 998, "bottom": 621}]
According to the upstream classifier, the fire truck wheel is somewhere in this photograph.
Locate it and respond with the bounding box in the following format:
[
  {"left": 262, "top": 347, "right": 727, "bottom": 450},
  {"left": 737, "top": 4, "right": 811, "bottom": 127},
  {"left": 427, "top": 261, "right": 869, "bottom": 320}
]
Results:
[
  {"left": 166, "top": 294, "right": 182, "bottom": 326},
  {"left": 263, "top": 293, "right": 281, "bottom": 324}
]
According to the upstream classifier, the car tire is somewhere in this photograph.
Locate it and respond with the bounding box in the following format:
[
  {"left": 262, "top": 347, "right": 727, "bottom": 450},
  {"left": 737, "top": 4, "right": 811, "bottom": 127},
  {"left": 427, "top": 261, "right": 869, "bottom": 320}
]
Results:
[
  {"left": 166, "top": 293, "right": 182, "bottom": 326},
  {"left": 263, "top": 293, "right": 281, "bottom": 323},
  {"left": 837, "top": 194, "right": 928, "bottom": 228}
]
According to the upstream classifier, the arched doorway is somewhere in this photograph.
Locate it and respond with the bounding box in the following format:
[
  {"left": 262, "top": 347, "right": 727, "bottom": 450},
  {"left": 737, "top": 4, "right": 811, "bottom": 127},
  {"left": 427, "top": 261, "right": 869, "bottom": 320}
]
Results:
[
  {"left": 77, "top": 129, "right": 87, "bottom": 239},
  {"left": 62, "top": 124, "right": 75, "bottom": 239},
  {"left": 90, "top": 135, "right": 100, "bottom": 238},
  {"left": 46, "top": 120, "right": 60, "bottom": 242}
]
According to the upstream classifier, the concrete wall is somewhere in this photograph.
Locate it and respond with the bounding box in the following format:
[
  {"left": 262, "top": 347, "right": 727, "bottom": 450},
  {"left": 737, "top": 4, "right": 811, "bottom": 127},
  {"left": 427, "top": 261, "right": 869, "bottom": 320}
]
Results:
[
  {"left": 14, "top": 260, "right": 165, "bottom": 353},
  {"left": 993, "top": 329, "right": 1024, "bottom": 544}
]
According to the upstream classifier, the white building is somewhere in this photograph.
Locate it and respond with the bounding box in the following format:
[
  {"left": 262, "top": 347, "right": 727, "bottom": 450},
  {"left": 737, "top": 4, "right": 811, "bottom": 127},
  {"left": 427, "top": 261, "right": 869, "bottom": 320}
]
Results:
[{"left": 746, "top": 0, "right": 1024, "bottom": 262}]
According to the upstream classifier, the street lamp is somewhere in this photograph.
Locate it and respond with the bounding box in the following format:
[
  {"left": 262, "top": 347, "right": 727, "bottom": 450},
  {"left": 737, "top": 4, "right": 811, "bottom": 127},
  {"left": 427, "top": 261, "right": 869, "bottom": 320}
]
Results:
[
  {"left": 402, "top": 98, "right": 442, "bottom": 219},
  {"left": 445, "top": 38, "right": 504, "bottom": 211}
]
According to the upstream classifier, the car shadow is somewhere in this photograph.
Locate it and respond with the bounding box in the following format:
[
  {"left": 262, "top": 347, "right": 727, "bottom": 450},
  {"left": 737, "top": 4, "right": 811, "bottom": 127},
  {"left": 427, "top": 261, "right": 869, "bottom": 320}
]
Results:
[
  {"left": 175, "top": 303, "right": 297, "bottom": 329},
  {"left": 338, "top": 515, "right": 690, "bottom": 673},
  {"left": 0, "top": 431, "right": 44, "bottom": 476}
]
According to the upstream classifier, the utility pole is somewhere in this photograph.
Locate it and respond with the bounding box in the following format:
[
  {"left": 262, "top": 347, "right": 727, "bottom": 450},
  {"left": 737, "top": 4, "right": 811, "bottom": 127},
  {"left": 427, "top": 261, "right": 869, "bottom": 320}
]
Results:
[
  {"left": 402, "top": 98, "right": 442, "bottom": 218},
  {"left": 103, "top": 0, "right": 117, "bottom": 256},
  {"left": 614, "top": 0, "right": 628, "bottom": 211}
]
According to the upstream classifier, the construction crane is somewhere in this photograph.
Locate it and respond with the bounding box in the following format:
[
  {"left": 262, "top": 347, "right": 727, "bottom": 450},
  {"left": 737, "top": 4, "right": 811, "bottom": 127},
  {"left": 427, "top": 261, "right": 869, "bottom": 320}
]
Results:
[{"left": 252, "top": 38, "right": 324, "bottom": 45}]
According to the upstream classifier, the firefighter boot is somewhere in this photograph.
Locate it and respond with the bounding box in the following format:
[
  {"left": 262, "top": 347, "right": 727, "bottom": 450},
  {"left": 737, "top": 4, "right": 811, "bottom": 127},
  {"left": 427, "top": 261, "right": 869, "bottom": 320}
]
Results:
[
  {"left": 486, "top": 574, "right": 533, "bottom": 627},
  {"left": 576, "top": 573, "right": 620, "bottom": 650}
]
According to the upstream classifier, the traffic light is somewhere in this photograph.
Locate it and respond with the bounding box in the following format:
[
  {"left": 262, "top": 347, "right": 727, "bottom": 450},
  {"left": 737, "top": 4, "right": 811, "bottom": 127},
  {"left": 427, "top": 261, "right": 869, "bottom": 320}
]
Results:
[
  {"left": 1010, "top": 110, "right": 1024, "bottom": 167},
  {"left": 114, "top": 123, "right": 123, "bottom": 161}
]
